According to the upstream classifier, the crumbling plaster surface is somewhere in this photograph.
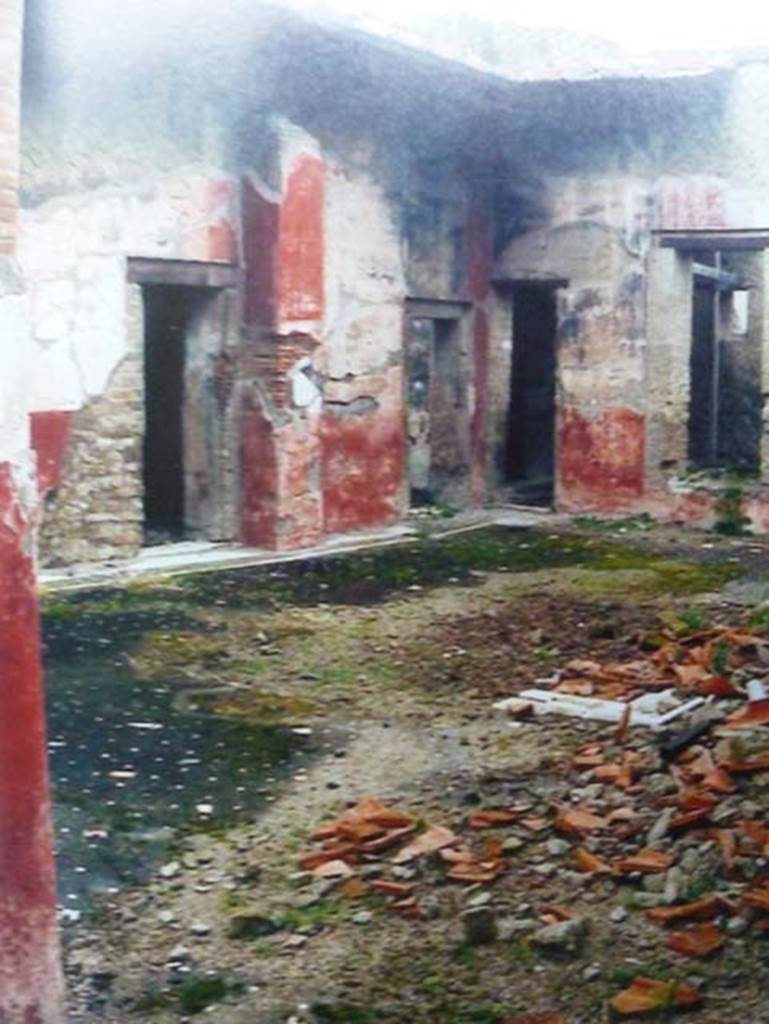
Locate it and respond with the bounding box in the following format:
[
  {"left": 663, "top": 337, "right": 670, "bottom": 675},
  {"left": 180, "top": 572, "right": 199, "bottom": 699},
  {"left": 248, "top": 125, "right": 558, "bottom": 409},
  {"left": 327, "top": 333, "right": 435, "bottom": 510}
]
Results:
[
  {"left": 320, "top": 158, "right": 409, "bottom": 531},
  {"left": 493, "top": 62, "right": 769, "bottom": 521},
  {"left": 18, "top": 0, "right": 517, "bottom": 562},
  {"left": 495, "top": 176, "right": 652, "bottom": 512},
  {"left": 0, "top": 260, "right": 31, "bottom": 468},
  {"left": 18, "top": 167, "right": 238, "bottom": 412},
  {"left": 34, "top": 4, "right": 769, "bottom": 554},
  {"left": 16, "top": 167, "right": 239, "bottom": 565}
]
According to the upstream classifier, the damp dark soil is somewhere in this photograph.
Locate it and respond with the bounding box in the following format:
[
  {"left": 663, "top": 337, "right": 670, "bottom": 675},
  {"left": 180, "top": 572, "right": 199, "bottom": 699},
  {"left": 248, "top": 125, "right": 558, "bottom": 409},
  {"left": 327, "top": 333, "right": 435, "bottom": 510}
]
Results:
[{"left": 49, "top": 521, "right": 769, "bottom": 1023}]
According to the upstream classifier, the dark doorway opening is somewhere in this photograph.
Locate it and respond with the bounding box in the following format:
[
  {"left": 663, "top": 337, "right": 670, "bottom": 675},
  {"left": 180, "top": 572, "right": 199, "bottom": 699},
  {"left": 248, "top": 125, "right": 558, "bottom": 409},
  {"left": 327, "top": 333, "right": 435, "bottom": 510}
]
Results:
[
  {"left": 688, "top": 278, "right": 718, "bottom": 468},
  {"left": 142, "top": 285, "right": 191, "bottom": 544},
  {"left": 505, "top": 286, "right": 558, "bottom": 505}
]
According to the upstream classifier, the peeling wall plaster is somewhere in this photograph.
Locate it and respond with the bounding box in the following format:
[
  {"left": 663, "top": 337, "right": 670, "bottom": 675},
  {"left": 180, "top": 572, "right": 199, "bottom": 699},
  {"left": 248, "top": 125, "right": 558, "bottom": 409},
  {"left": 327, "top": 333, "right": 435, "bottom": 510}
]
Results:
[{"left": 18, "top": 168, "right": 238, "bottom": 414}]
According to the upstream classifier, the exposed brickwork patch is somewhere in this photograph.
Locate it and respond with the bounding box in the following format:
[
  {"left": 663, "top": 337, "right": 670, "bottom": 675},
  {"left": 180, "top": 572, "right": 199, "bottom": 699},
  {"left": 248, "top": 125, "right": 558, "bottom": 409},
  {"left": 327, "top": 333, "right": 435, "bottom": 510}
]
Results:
[{"left": 38, "top": 357, "right": 143, "bottom": 567}]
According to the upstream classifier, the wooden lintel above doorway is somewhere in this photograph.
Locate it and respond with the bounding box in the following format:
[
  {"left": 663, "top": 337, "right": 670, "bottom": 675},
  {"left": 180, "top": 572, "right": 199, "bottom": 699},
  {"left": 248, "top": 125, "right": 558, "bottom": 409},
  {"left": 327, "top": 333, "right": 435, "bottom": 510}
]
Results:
[{"left": 127, "top": 258, "right": 242, "bottom": 288}]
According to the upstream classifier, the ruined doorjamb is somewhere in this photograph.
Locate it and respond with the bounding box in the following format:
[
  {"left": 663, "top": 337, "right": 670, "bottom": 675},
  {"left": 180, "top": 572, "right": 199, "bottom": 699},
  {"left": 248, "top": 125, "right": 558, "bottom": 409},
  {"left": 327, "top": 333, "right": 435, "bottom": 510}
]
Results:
[
  {"left": 686, "top": 253, "right": 761, "bottom": 471},
  {"left": 649, "top": 234, "right": 769, "bottom": 484},
  {"left": 403, "top": 298, "right": 472, "bottom": 508},
  {"left": 126, "top": 259, "right": 241, "bottom": 545}
]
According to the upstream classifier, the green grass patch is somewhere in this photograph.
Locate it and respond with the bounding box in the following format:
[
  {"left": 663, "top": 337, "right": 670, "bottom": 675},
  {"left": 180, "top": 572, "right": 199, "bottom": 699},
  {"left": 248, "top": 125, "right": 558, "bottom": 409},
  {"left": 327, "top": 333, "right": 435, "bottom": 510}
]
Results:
[{"left": 177, "top": 975, "right": 237, "bottom": 1014}]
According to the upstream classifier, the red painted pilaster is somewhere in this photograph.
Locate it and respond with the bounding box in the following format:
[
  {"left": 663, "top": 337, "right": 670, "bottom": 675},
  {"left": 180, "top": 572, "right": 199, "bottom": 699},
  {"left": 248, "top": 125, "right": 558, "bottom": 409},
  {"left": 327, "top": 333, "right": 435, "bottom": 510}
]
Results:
[
  {"left": 0, "top": 2, "right": 64, "bottom": 1018},
  {"left": 240, "top": 151, "right": 326, "bottom": 550},
  {"left": 0, "top": 466, "right": 63, "bottom": 1024}
]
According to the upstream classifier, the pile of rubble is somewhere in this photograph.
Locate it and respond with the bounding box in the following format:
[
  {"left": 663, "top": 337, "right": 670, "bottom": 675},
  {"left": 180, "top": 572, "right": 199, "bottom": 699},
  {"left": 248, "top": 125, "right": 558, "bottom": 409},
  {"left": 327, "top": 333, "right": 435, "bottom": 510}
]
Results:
[{"left": 293, "top": 623, "right": 769, "bottom": 1018}]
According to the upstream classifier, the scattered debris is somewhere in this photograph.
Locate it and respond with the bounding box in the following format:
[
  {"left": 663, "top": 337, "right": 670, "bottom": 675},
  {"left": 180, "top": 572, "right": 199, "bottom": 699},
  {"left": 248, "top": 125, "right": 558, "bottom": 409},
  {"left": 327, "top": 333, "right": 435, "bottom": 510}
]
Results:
[
  {"left": 531, "top": 916, "right": 588, "bottom": 957},
  {"left": 666, "top": 922, "right": 724, "bottom": 958},
  {"left": 499, "top": 689, "right": 705, "bottom": 730},
  {"left": 503, "top": 1015, "right": 563, "bottom": 1024},
  {"left": 53, "top": 539, "right": 769, "bottom": 1022},
  {"left": 461, "top": 905, "right": 498, "bottom": 945},
  {"left": 393, "top": 825, "right": 456, "bottom": 863},
  {"left": 610, "top": 976, "right": 702, "bottom": 1016}
]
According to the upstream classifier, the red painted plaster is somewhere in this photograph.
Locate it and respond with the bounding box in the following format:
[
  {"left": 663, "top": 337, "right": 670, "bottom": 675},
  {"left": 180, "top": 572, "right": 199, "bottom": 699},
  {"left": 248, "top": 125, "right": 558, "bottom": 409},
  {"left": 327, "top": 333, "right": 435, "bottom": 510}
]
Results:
[
  {"left": 558, "top": 406, "right": 646, "bottom": 510},
  {"left": 274, "top": 419, "right": 323, "bottom": 550},
  {"left": 321, "top": 409, "right": 404, "bottom": 533},
  {"left": 206, "top": 219, "right": 237, "bottom": 263},
  {"left": 240, "top": 157, "right": 326, "bottom": 550},
  {"left": 242, "top": 179, "right": 279, "bottom": 326},
  {"left": 0, "top": 463, "right": 62, "bottom": 1023},
  {"left": 238, "top": 400, "right": 278, "bottom": 548},
  {"left": 277, "top": 154, "right": 325, "bottom": 323},
  {"left": 30, "top": 411, "right": 72, "bottom": 497},
  {"left": 465, "top": 200, "right": 493, "bottom": 302},
  {"left": 658, "top": 180, "right": 727, "bottom": 230}
]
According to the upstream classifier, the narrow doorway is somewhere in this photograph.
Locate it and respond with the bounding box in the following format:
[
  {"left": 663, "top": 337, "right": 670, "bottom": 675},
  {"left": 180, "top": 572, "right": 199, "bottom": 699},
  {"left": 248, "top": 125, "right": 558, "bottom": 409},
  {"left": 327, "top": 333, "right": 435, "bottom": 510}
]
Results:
[
  {"left": 142, "top": 285, "right": 190, "bottom": 544},
  {"left": 405, "top": 312, "right": 467, "bottom": 507},
  {"left": 505, "top": 285, "right": 558, "bottom": 505},
  {"left": 687, "top": 254, "right": 762, "bottom": 473}
]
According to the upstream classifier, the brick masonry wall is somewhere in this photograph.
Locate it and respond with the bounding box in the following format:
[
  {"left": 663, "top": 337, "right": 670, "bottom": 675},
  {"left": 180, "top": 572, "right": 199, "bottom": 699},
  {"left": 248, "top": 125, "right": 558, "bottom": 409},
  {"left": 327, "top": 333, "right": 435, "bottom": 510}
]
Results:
[
  {"left": 38, "top": 297, "right": 144, "bottom": 566},
  {"left": 38, "top": 356, "right": 144, "bottom": 564}
]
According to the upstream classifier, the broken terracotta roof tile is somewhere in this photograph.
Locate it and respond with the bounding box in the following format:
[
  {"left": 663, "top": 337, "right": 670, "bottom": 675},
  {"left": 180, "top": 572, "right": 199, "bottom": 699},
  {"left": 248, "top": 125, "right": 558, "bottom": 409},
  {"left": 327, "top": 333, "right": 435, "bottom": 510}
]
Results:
[
  {"left": 646, "top": 895, "right": 721, "bottom": 925},
  {"left": 467, "top": 808, "right": 522, "bottom": 829},
  {"left": 553, "top": 807, "right": 608, "bottom": 835},
  {"left": 610, "top": 976, "right": 702, "bottom": 1016},
  {"left": 613, "top": 849, "right": 674, "bottom": 875},
  {"left": 574, "top": 846, "right": 612, "bottom": 875},
  {"left": 392, "top": 824, "right": 457, "bottom": 863},
  {"left": 666, "top": 922, "right": 724, "bottom": 958}
]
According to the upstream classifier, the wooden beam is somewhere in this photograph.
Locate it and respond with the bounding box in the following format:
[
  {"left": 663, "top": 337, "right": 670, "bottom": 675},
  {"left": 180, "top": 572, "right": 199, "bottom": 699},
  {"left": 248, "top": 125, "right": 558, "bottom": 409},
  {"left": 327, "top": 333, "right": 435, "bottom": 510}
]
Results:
[
  {"left": 127, "top": 258, "right": 242, "bottom": 288},
  {"left": 692, "top": 262, "right": 744, "bottom": 290},
  {"left": 656, "top": 229, "right": 769, "bottom": 251},
  {"left": 491, "top": 276, "right": 569, "bottom": 290},
  {"left": 406, "top": 296, "right": 472, "bottom": 319}
]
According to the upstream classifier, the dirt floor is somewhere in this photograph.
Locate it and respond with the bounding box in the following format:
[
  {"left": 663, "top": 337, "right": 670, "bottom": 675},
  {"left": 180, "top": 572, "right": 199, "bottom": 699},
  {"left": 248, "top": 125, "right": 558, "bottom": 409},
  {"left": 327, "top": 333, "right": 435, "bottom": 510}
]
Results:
[{"left": 49, "top": 518, "right": 769, "bottom": 1023}]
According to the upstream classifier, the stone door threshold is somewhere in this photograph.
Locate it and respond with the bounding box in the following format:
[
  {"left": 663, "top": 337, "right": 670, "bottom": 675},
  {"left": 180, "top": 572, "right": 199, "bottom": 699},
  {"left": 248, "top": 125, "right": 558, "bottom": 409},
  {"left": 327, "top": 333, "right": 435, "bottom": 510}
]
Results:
[{"left": 39, "top": 507, "right": 561, "bottom": 593}]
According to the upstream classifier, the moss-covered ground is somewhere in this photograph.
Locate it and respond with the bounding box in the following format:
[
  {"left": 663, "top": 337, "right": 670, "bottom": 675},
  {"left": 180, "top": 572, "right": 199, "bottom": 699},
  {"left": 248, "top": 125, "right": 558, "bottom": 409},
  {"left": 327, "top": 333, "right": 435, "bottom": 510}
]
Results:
[{"left": 51, "top": 522, "right": 769, "bottom": 1023}]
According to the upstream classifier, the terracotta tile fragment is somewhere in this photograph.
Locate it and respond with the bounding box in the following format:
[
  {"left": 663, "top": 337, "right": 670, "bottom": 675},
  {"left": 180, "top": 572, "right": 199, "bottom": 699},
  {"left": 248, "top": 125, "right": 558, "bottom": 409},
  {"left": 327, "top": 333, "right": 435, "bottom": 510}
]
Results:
[
  {"left": 666, "top": 922, "right": 724, "bottom": 958},
  {"left": 610, "top": 976, "right": 702, "bottom": 1016}
]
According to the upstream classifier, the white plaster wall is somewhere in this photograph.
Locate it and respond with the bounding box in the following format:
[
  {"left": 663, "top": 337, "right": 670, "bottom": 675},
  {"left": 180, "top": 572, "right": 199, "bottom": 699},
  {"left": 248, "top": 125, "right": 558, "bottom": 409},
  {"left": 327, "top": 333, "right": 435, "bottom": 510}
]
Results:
[
  {"left": 0, "top": 284, "right": 31, "bottom": 463},
  {"left": 322, "top": 160, "right": 406, "bottom": 382},
  {"left": 17, "top": 165, "right": 237, "bottom": 414}
]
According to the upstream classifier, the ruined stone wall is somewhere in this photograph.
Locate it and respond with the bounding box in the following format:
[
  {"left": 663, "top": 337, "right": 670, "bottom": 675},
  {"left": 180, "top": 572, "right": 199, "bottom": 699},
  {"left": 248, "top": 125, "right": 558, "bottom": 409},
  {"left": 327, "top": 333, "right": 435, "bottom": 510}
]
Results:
[
  {"left": 491, "top": 68, "right": 769, "bottom": 522},
  {"left": 18, "top": 0, "right": 260, "bottom": 564},
  {"left": 237, "top": 122, "right": 491, "bottom": 546},
  {"left": 18, "top": 2, "right": 505, "bottom": 563},
  {"left": 496, "top": 177, "right": 652, "bottom": 513},
  {"left": 17, "top": 170, "right": 240, "bottom": 565}
]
